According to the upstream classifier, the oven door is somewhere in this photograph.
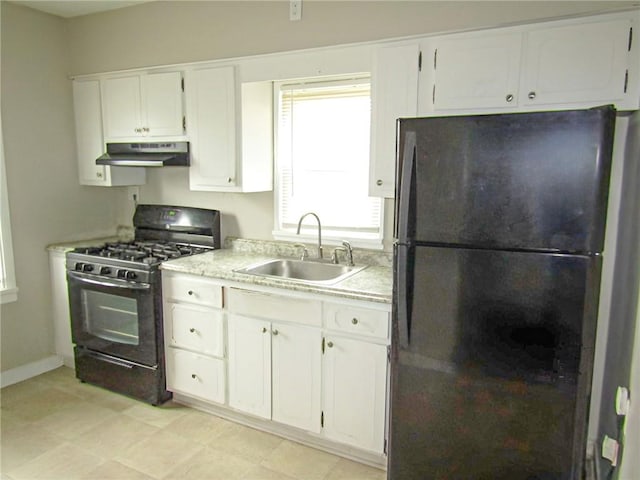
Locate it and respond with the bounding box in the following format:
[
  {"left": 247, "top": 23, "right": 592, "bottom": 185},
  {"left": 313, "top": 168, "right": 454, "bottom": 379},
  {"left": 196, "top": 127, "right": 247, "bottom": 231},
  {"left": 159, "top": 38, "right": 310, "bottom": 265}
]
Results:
[{"left": 67, "top": 270, "right": 159, "bottom": 367}]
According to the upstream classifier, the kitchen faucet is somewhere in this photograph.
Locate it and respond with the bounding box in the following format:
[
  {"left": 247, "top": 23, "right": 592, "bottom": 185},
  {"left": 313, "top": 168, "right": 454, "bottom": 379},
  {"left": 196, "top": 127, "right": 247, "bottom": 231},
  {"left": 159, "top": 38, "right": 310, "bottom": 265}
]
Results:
[{"left": 296, "top": 212, "right": 323, "bottom": 259}]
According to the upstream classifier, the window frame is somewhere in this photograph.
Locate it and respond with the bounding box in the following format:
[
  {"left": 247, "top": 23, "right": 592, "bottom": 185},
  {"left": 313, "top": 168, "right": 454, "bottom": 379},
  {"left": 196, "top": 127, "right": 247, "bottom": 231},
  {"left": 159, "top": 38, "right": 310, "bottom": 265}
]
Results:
[
  {"left": 271, "top": 75, "right": 384, "bottom": 250},
  {"left": 0, "top": 115, "right": 18, "bottom": 304}
]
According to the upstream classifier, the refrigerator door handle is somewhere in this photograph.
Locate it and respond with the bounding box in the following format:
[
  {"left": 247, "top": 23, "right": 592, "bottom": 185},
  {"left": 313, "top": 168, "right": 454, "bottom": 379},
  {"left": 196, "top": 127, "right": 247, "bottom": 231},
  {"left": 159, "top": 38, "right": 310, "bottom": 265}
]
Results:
[
  {"left": 395, "top": 244, "right": 411, "bottom": 348},
  {"left": 397, "top": 131, "right": 417, "bottom": 245}
]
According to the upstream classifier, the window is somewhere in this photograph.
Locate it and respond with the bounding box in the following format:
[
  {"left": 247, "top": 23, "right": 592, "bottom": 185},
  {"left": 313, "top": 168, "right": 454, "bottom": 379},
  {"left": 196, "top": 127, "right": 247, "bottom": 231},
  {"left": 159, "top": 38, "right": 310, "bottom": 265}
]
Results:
[
  {"left": 273, "top": 76, "right": 383, "bottom": 248},
  {"left": 0, "top": 115, "right": 18, "bottom": 304}
]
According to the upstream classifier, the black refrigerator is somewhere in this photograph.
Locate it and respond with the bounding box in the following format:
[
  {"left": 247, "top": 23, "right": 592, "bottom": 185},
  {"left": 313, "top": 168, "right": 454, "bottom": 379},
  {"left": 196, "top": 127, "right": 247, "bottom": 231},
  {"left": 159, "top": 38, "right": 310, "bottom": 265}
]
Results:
[{"left": 389, "top": 106, "right": 616, "bottom": 480}]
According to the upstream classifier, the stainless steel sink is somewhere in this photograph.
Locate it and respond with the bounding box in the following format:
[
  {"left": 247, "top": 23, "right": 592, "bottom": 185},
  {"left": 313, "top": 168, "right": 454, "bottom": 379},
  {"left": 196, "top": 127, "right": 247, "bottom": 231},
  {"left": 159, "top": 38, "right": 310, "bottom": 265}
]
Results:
[{"left": 234, "top": 259, "right": 367, "bottom": 285}]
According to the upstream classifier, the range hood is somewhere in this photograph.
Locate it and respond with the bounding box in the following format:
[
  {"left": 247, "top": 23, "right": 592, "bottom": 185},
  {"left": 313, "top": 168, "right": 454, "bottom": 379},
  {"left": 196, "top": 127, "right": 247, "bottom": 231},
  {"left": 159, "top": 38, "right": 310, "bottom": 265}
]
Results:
[{"left": 96, "top": 142, "right": 190, "bottom": 167}]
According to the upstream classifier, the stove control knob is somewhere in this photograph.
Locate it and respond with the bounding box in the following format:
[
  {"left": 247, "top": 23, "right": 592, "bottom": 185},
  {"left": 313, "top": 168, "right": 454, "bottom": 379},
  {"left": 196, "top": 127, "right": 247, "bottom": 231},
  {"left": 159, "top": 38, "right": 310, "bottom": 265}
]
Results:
[
  {"left": 117, "top": 270, "right": 127, "bottom": 279},
  {"left": 100, "top": 267, "right": 112, "bottom": 275},
  {"left": 82, "top": 264, "right": 94, "bottom": 273},
  {"left": 75, "top": 263, "right": 84, "bottom": 271},
  {"left": 126, "top": 271, "right": 138, "bottom": 280}
]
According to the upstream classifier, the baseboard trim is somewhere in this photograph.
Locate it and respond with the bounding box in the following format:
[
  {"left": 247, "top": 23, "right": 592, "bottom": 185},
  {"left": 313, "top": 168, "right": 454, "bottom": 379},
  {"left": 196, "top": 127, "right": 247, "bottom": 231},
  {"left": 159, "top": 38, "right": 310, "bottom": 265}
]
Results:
[{"left": 0, "top": 355, "right": 64, "bottom": 388}]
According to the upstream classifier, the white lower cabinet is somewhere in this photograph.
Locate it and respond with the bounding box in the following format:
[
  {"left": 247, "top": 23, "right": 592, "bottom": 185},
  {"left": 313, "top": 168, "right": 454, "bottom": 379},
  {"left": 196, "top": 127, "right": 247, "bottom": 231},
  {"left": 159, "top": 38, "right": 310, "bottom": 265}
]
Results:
[
  {"left": 162, "top": 272, "right": 226, "bottom": 404},
  {"left": 162, "top": 276, "right": 390, "bottom": 462},
  {"left": 322, "top": 336, "right": 387, "bottom": 452}
]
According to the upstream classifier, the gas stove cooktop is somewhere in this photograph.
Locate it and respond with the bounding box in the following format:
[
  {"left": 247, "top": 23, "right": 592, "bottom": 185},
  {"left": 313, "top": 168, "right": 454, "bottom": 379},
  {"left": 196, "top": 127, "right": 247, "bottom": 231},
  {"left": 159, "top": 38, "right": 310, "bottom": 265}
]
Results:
[{"left": 75, "top": 240, "right": 213, "bottom": 265}]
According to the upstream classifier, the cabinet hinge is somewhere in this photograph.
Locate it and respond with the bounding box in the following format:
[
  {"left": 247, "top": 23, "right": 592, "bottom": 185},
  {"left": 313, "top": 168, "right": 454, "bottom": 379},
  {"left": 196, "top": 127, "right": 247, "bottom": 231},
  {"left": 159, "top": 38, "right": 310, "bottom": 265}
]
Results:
[
  {"left": 384, "top": 439, "right": 388, "bottom": 455},
  {"left": 418, "top": 51, "right": 422, "bottom": 72},
  {"left": 433, "top": 48, "right": 437, "bottom": 70},
  {"left": 321, "top": 411, "right": 324, "bottom": 428},
  {"left": 629, "top": 27, "right": 633, "bottom": 52},
  {"left": 624, "top": 70, "right": 629, "bottom": 93},
  {"left": 183, "top": 116, "right": 186, "bottom": 131},
  {"left": 387, "top": 345, "right": 391, "bottom": 363},
  {"left": 432, "top": 84, "right": 436, "bottom": 104},
  {"left": 181, "top": 77, "right": 185, "bottom": 92},
  {"left": 321, "top": 337, "right": 325, "bottom": 354}
]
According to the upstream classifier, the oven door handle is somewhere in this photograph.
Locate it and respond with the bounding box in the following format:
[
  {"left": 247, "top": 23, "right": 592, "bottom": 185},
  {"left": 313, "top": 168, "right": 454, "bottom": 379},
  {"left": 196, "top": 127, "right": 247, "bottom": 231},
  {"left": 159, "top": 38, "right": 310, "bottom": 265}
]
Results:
[
  {"left": 79, "top": 349, "right": 157, "bottom": 371},
  {"left": 67, "top": 271, "right": 151, "bottom": 290}
]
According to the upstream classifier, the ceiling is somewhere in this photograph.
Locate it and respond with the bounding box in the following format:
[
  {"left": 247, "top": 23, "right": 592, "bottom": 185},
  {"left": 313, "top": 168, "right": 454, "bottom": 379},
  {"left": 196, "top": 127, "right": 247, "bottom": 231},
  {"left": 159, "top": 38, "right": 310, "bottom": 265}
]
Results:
[{"left": 11, "top": 0, "right": 155, "bottom": 18}]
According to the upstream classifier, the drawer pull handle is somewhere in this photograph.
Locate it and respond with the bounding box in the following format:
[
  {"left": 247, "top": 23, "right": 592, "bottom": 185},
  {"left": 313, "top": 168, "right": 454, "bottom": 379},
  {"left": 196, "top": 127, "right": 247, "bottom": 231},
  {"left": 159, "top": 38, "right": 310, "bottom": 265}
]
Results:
[
  {"left": 273, "top": 329, "right": 279, "bottom": 336},
  {"left": 352, "top": 318, "right": 359, "bottom": 325},
  {"left": 191, "top": 374, "right": 197, "bottom": 380},
  {"left": 188, "top": 290, "right": 194, "bottom": 296},
  {"left": 189, "top": 328, "right": 196, "bottom": 333},
  {"left": 262, "top": 327, "right": 268, "bottom": 333},
  {"left": 327, "top": 341, "right": 334, "bottom": 348}
]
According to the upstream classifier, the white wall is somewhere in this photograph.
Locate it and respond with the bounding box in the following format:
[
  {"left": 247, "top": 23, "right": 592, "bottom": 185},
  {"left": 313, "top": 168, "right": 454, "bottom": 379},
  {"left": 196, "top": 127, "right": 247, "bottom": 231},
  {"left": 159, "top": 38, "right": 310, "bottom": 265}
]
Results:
[{"left": 0, "top": 2, "right": 121, "bottom": 371}]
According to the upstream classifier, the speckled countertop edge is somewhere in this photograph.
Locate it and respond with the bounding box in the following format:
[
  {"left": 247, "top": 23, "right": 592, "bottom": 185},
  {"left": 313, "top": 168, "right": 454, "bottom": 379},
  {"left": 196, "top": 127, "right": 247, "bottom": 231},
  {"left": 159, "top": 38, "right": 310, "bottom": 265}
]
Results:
[
  {"left": 46, "top": 227, "right": 134, "bottom": 253},
  {"left": 161, "top": 247, "right": 393, "bottom": 305}
]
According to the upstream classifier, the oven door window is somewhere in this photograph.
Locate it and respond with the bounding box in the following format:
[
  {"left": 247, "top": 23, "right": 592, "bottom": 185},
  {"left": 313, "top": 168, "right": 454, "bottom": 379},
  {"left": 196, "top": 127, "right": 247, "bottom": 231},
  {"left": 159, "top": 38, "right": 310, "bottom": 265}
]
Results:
[{"left": 82, "top": 290, "right": 139, "bottom": 345}]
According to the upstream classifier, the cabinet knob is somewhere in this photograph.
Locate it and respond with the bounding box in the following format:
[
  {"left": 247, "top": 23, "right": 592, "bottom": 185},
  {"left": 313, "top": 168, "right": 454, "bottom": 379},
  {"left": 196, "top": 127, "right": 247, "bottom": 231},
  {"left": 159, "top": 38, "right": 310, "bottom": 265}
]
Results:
[
  {"left": 188, "top": 290, "right": 194, "bottom": 296},
  {"left": 134, "top": 127, "right": 142, "bottom": 133},
  {"left": 273, "top": 329, "right": 279, "bottom": 336},
  {"left": 505, "top": 94, "right": 514, "bottom": 103},
  {"left": 96, "top": 172, "right": 103, "bottom": 178},
  {"left": 189, "top": 327, "right": 196, "bottom": 333},
  {"left": 191, "top": 373, "right": 197, "bottom": 379},
  {"left": 262, "top": 327, "right": 268, "bottom": 333},
  {"left": 142, "top": 127, "right": 149, "bottom": 133},
  {"left": 376, "top": 179, "right": 383, "bottom": 186},
  {"left": 327, "top": 341, "right": 334, "bottom": 348},
  {"left": 227, "top": 177, "right": 233, "bottom": 183},
  {"left": 528, "top": 91, "right": 536, "bottom": 100},
  {"left": 352, "top": 318, "right": 359, "bottom": 325}
]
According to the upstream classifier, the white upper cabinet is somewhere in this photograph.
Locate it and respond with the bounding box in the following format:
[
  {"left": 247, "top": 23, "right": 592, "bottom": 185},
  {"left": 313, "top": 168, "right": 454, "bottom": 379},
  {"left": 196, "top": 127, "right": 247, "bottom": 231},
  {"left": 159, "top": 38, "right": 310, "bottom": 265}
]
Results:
[
  {"left": 369, "top": 43, "right": 420, "bottom": 198},
  {"left": 186, "top": 65, "right": 273, "bottom": 192},
  {"left": 430, "top": 32, "right": 523, "bottom": 111},
  {"left": 72, "top": 79, "right": 145, "bottom": 186},
  {"left": 520, "top": 19, "right": 632, "bottom": 107},
  {"left": 424, "top": 13, "right": 637, "bottom": 114},
  {"left": 102, "top": 71, "right": 185, "bottom": 141}
]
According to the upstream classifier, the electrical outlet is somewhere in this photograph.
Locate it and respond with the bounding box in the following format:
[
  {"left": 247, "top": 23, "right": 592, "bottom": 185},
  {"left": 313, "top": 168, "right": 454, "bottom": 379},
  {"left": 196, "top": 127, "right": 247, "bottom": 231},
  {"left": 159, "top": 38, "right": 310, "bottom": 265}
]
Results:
[
  {"left": 127, "top": 186, "right": 140, "bottom": 205},
  {"left": 289, "top": 0, "right": 302, "bottom": 21}
]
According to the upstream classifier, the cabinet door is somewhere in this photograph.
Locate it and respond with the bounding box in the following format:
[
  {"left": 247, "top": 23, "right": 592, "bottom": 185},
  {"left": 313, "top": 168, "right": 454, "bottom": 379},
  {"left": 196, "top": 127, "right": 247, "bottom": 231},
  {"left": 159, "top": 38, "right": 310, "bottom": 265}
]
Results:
[
  {"left": 166, "top": 303, "right": 224, "bottom": 358},
  {"left": 227, "top": 314, "right": 271, "bottom": 419},
  {"left": 521, "top": 19, "right": 631, "bottom": 106},
  {"left": 72, "top": 80, "right": 108, "bottom": 185},
  {"left": 272, "top": 322, "right": 322, "bottom": 433},
  {"left": 142, "top": 71, "right": 184, "bottom": 137},
  {"left": 102, "top": 75, "right": 142, "bottom": 140},
  {"left": 187, "top": 66, "right": 238, "bottom": 190},
  {"left": 369, "top": 43, "right": 420, "bottom": 198},
  {"left": 432, "top": 32, "right": 522, "bottom": 111},
  {"left": 322, "top": 336, "right": 387, "bottom": 453}
]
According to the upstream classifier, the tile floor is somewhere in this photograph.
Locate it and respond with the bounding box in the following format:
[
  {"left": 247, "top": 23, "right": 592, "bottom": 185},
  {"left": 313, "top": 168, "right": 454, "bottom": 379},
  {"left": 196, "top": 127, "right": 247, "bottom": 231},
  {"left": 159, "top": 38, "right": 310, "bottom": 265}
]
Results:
[{"left": 1, "top": 367, "right": 386, "bottom": 480}]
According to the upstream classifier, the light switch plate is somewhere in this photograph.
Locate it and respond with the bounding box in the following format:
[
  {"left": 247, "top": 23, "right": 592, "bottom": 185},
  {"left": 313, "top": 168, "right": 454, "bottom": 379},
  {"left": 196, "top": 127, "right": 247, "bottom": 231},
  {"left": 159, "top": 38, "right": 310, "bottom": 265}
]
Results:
[{"left": 289, "top": 0, "right": 302, "bottom": 21}]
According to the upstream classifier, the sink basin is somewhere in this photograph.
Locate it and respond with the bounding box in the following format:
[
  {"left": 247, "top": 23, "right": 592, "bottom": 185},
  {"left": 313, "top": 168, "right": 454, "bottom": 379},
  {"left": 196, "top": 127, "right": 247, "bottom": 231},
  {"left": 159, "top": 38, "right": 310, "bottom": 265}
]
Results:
[{"left": 234, "top": 259, "right": 367, "bottom": 285}]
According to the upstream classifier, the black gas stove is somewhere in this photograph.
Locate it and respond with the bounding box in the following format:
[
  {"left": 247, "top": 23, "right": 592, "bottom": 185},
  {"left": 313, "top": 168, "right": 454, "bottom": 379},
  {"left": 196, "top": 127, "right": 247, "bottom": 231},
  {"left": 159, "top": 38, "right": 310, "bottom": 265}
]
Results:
[{"left": 65, "top": 205, "right": 221, "bottom": 405}]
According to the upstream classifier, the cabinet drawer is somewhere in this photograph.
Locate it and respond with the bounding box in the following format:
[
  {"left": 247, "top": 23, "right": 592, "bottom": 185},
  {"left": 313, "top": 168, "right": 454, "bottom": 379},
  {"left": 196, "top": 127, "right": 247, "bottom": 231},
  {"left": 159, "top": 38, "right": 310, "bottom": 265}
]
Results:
[
  {"left": 166, "top": 348, "right": 226, "bottom": 404},
  {"left": 324, "top": 304, "right": 390, "bottom": 340},
  {"left": 163, "top": 273, "right": 223, "bottom": 308},
  {"left": 227, "top": 288, "right": 322, "bottom": 327},
  {"left": 167, "top": 303, "right": 224, "bottom": 357}
]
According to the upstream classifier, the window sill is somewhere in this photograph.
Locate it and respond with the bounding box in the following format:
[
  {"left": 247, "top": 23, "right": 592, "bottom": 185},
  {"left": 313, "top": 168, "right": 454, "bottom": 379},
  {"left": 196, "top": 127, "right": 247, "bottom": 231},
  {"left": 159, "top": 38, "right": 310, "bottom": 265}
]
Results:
[{"left": 1, "top": 287, "right": 19, "bottom": 304}]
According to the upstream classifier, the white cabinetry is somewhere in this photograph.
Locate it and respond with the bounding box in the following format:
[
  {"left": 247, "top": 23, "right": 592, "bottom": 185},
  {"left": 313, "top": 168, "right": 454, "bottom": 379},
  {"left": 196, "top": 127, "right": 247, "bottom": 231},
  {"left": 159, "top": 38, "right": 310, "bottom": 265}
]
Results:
[
  {"left": 48, "top": 250, "right": 74, "bottom": 367},
  {"left": 186, "top": 65, "right": 273, "bottom": 192},
  {"left": 430, "top": 32, "right": 523, "bottom": 111},
  {"left": 102, "top": 71, "right": 185, "bottom": 141},
  {"left": 72, "top": 80, "right": 145, "bottom": 186},
  {"left": 520, "top": 19, "right": 632, "bottom": 107},
  {"left": 427, "top": 16, "right": 635, "bottom": 113},
  {"left": 369, "top": 43, "right": 420, "bottom": 198},
  {"left": 162, "top": 272, "right": 226, "bottom": 404},
  {"left": 227, "top": 288, "right": 322, "bottom": 432},
  {"left": 322, "top": 302, "right": 389, "bottom": 453}
]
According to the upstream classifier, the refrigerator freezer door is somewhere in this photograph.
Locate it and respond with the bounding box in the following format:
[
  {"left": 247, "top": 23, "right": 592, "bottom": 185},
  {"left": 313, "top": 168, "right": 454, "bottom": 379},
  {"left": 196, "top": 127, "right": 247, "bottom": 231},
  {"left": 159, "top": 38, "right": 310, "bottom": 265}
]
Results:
[
  {"left": 397, "top": 107, "right": 615, "bottom": 253},
  {"left": 388, "top": 245, "right": 601, "bottom": 480}
]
